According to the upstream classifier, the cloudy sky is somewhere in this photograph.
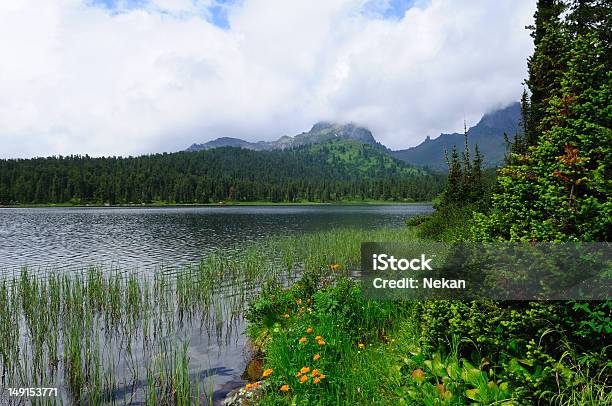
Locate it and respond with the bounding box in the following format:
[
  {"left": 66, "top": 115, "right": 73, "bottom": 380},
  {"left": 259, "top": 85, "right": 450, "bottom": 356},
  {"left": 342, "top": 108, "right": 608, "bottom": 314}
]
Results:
[{"left": 0, "top": 0, "right": 536, "bottom": 158}]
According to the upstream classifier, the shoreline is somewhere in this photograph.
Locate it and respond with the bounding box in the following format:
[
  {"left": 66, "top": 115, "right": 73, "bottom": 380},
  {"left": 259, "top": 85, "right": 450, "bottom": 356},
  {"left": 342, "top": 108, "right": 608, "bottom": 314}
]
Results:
[{"left": 0, "top": 200, "right": 433, "bottom": 209}]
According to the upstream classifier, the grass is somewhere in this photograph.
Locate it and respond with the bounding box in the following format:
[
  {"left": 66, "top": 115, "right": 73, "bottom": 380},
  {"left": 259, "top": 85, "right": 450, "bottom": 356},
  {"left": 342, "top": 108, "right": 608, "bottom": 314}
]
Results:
[
  {"left": 245, "top": 270, "right": 420, "bottom": 405},
  {"left": 1, "top": 264, "right": 236, "bottom": 403},
  {"left": 252, "top": 292, "right": 409, "bottom": 404},
  {"left": 0, "top": 226, "right": 418, "bottom": 404},
  {"left": 548, "top": 366, "right": 612, "bottom": 405},
  {"left": 245, "top": 275, "right": 611, "bottom": 405},
  {"left": 241, "top": 220, "right": 610, "bottom": 405},
  {"left": 2, "top": 221, "right": 607, "bottom": 405}
]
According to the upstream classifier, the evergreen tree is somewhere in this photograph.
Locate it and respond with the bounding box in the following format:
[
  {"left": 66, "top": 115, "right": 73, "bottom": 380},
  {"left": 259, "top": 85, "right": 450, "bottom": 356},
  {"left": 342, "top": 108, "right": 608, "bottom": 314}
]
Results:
[
  {"left": 519, "top": 88, "right": 531, "bottom": 138},
  {"left": 566, "top": 0, "right": 612, "bottom": 68},
  {"left": 0, "top": 141, "right": 446, "bottom": 205},
  {"left": 525, "top": 0, "right": 567, "bottom": 144},
  {"left": 517, "top": 88, "right": 532, "bottom": 151},
  {"left": 473, "top": 33, "right": 611, "bottom": 241},
  {"left": 460, "top": 122, "right": 472, "bottom": 194},
  {"left": 504, "top": 90, "right": 531, "bottom": 165},
  {"left": 528, "top": 0, "right": 566, "bottom": 45},
  {"left": 441, "top": 130, "right": 485, "bottom": 207},
  {"left": 444, "top": 145, "right": 463, "bottom": 205},
  {"left": 431, "top": 4, "right": 610, "bottom": 403},
  {"left": 471, "top": 145, "right": 484, "bottom": 202}
]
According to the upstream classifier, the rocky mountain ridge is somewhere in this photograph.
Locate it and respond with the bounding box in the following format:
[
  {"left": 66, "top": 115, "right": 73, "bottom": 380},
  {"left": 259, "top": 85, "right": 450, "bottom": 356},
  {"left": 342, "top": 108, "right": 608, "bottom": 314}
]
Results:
[
  {"left": 186, "top": 102, "right": 521, "bottom": 169},
  {"left": 186, "top": 122, "right": 383, "bottom": 152}
]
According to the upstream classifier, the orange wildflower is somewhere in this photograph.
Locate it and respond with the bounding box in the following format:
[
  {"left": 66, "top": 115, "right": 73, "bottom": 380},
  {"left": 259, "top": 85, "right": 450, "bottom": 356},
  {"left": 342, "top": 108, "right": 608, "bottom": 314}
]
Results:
[
  {"left": 280, "top": 384, "right": 290, "bottom": 392},
  {"left": 295, "top": 371, "right": 302, "bottom": 377},
  {"left": 283, "top": 313, "right": 290, "bottom": 318},
  {"left": 262, "top": 368, "right": 273, "bottom": 378},
  {"left": 306, "top": 327, "right": 313, "bottom": 334},
  {"left": 300, "top": 366, "right": 310, "bottom": 374},
  {"left": 244, "top": 383, "right": 252, "bottom": 391},
  {"left": 311, "top": 369, "right": 319, "bottom": 377},
  {"left": 299, "top": 337, "right": 307, "bottom": 344},
  {"left": 317, "top": 339, "right": 326, "bottom": 346},
  {"left": 296, "top": 298, "right": 302, "bottom": 305},
  {"left": 313, "top": 377, "right": 321, "bottom": 384},
  {"left": 319, "top": 374, "right": 326, "bottom": 379},
  {"left": 411, "top": 369, "right": 425, "bottom": 379},
  {"left": 315, "top": 336, "right": 322, "bottom": 340},
  {"left": 299, "top": 375, "right": 308, "bottom": 384},
  {"left": 313, "top": 353, "right": 321, "bottom": 361}
]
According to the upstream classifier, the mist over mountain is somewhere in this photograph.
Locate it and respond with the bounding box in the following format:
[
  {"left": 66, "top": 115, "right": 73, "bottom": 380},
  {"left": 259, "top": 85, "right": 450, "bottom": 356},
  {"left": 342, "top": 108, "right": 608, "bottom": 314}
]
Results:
[
  {"left": 186, "top": 122, "right": 384, "bottom": 152},
  {"left": 186, "top": 103, "right": 521, "bottom": 170}
]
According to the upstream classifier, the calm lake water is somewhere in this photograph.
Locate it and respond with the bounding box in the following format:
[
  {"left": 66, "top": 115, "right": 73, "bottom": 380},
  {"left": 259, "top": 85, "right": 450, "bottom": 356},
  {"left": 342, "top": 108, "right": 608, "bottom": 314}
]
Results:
[
  {"left": 0, "top": 204, "right": 432, "bottom": 272},
  {"left": 0, "top": 204, "right": 431, "bottom": 404}
]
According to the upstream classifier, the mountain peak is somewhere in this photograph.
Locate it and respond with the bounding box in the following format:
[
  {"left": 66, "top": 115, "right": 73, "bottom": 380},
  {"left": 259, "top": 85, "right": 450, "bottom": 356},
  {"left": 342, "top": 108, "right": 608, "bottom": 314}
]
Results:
[
  {"left": 186, "top": 122, "right": 380, "bottom": 152},
  {"left": 310, "top": 121, "right": 335, "bottom": 132},
  {"left": 185, "top": 102, "right": 521, "bottom": 169},
  {"left": 303, "top": 122, "right": 378, "bottom": 145},
  {"left": 186, "top": 137, "right": 268, "bottom": 152},
  {"left": 391, "top": 102, "right": 521, "bottom": 169},
  {"left": 476, "top": 102, "right": 521, "bottom": 131}
]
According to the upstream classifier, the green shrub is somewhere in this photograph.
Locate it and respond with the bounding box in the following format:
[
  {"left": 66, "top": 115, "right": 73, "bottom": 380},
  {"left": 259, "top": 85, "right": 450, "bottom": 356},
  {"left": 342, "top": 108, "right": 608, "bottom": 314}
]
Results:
[
  {"left": 418, "top": 204, "right": 480, "bottom": 241},
  {"left": 399, "top": 350, "right": 514, "bottom": 405},
  {"left": 416, "top": 300, "right": 611, "bottom": 404}
]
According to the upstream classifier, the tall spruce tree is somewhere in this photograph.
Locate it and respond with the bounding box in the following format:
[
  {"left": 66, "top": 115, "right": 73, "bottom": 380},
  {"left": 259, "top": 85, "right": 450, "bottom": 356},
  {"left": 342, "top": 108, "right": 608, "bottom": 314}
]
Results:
[
  {"left": 566, "top": 0, "right": 612, "bottom": 68},
  {"left": 471, "top": 145, "right": 484, "bottom": 202},
  {"left": 441, "top": 129, "right": 485, "bottom": 207},
  {"left": 437, "top": 3, "right": 610, "bottom": 403},
  {"left": 461, "top": 121, "right": 472, "bottom": 191},
  {"left": 525, "top": 0, "right": 567, "bottom": 145},
  {"left": 473, "top": 32, "right": 611, "bottom": 241},
  {"left": 504, "top": 89, "right": 531, "bottom": 164},
  {"left": 519, "top": 88, "right": 531, "bottom": 138},
  {"left": 504, "top": 89, "right": 532, "bottom": 165},
  {"left": 443, "top": 145, "right": 463, "bottom": 205}
]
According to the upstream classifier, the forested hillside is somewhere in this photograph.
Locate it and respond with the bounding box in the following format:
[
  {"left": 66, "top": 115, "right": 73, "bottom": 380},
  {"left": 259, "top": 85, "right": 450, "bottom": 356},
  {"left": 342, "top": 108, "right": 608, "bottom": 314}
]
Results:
[{"left": 0, "top": 140, "right": 444, "bottom": 205}]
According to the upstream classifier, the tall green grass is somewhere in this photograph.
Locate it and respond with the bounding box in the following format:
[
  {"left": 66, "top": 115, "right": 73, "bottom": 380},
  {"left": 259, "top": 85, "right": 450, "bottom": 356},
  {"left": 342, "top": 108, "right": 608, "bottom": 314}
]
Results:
[{"left": 0, "top": 226, "right": 417, "bottom": 404}]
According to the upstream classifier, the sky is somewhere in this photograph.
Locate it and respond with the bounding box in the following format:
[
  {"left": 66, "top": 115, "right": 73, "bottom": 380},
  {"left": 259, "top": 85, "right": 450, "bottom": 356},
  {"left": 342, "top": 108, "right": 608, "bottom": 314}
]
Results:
[{"left": 0, "top": 0, "right": 536, "bottom": 158}]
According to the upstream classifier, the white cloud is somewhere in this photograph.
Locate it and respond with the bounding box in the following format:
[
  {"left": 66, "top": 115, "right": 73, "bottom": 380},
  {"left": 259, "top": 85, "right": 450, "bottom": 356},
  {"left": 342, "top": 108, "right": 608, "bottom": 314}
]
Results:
[{"left": 0, "top": 0, "right": 535, "bottom": 158}]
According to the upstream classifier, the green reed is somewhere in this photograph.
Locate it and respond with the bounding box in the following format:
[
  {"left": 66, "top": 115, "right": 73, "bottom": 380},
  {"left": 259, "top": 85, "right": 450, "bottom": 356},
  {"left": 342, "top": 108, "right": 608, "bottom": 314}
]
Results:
[{"left": 0, "top": 226, "right": 417, "bottom": 404}]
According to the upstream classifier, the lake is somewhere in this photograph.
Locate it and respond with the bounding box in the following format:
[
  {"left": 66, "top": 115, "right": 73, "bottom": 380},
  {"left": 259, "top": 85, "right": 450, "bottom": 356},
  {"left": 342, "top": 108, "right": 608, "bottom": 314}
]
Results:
[
  {"left": 0, "top": 204, "right": 432, "bottom": 272},
  {"left": 0, "top": 204, "right": 431, "bottom": 404}
]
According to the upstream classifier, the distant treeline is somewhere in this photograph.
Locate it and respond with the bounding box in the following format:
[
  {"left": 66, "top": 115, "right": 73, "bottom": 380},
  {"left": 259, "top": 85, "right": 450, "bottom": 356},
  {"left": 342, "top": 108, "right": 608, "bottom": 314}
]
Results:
[{"left": 0, "top": 142, "right": 445, "bottom": 204}]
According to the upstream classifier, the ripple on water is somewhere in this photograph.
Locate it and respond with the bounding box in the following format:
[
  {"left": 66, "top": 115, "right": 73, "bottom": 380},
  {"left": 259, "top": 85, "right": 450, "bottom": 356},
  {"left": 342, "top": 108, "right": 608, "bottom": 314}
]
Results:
[{"left": 0, "top": 205, "right": 432, "bottom": 273}]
